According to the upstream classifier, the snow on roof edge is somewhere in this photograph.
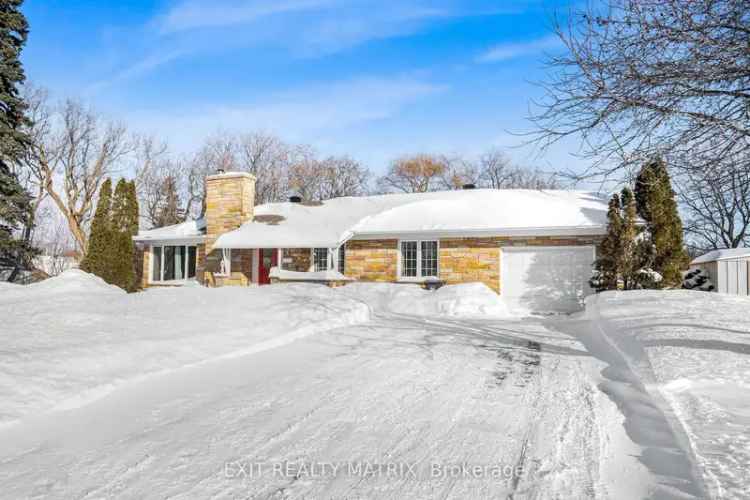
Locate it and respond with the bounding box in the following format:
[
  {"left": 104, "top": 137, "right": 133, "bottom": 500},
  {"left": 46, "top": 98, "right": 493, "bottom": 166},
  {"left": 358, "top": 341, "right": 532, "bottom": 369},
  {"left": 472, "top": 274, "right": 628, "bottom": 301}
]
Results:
[{"left": 691, "top": 247, "right": 750, "bottom": 265}]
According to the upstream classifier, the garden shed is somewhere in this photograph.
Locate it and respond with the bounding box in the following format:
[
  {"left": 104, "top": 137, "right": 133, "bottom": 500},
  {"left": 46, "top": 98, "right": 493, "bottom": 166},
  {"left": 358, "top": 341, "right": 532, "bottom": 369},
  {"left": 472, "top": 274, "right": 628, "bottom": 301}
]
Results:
[{"left": 690, "top": 248, "right": 750, "bottom": 296}]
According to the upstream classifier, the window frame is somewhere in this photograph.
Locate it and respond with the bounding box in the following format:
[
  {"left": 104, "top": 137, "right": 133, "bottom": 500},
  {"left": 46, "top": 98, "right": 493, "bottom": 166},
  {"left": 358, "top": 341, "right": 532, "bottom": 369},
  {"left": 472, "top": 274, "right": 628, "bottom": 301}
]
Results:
[
  {"left": 150, "top": 244, "right": 199, "bottom": 284},
  {"left": 312, "top": 248, "right": 329, "bottom": 272},
  {"left": 397, "top": 239, "right": 440, "bottom": 281}
]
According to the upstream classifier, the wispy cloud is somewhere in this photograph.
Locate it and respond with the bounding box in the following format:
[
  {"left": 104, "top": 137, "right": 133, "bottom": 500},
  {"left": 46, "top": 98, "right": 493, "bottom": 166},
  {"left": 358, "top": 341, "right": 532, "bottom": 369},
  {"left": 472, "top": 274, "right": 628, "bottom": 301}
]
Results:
[
  {"left": 476, "top": 34, "right": 561, "bottom": 63},
  {"left": 126, "top": 75, "right": 447, "bottom": 151},
  {"left": 86, "top": 49, "right": 187, "bottom": 94},
  {"left": 158, "top": 0, "right": 334, "bottom": 34}
]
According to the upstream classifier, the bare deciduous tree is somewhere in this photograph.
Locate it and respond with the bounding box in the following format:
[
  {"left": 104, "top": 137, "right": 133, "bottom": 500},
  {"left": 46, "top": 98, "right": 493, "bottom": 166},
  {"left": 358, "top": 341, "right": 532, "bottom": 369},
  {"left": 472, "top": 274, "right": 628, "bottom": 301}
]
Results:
[
  {"left": 530, "top": 0, "right": 750, "bottom": 180},
  {"left": 679, "top": 160, "right": 750, "bottom": 252},
  {"left": 20, "top": 92, "right": 135, "bottom": 252},
  {"left": 476, "top": 149, "right": 560, "bottom": 189},
  {"left": 237, "top": 132, "right": 292, "bottom": 204},
  {"left": 377, "top": 154, "right": 448, "bottom": 193}
]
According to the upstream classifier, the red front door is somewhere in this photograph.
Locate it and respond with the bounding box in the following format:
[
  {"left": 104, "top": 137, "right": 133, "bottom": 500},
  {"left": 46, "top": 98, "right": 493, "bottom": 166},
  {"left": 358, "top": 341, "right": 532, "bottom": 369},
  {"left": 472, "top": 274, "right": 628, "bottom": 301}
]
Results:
[{"left": 258, "top": 248, "right": 278, "bottom": 285}]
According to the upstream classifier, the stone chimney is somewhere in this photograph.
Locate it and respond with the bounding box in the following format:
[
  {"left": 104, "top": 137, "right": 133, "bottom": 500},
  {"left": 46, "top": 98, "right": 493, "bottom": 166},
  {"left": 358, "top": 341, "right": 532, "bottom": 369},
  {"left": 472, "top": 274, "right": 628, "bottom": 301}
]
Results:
[{"left": 203, "top": 172, "right": 256, "bottom": 279}]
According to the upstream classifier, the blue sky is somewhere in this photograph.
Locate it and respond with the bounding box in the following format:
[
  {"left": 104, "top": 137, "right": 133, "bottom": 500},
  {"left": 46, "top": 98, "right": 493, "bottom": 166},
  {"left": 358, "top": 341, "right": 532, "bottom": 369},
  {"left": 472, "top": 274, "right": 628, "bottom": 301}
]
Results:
[{"left": 22, "top": 0, "right": 583, "bottom": 176}]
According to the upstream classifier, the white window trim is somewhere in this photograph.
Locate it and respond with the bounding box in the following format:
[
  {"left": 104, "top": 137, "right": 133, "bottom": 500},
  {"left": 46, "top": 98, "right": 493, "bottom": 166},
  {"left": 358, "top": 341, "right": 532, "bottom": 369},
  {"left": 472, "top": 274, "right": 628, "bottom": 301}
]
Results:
[
  {"left": 215, "top": 248, "right": 231, "bottom": 277},
  {"left": 149, "top": 244, "right": 198, "bottom": 284},
  {"left": 397, "top": 239, "right": 440, "bottom": 282},
  {"left": 310, "top": 247, "right": 338, "bottom": 272}
]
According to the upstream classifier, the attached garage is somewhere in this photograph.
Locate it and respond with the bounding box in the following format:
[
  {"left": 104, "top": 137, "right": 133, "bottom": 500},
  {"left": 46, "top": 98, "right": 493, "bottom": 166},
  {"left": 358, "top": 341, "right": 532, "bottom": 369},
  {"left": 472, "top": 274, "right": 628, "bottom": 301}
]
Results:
[{"left": 501, "top": 246, "right": 596, "bottom": 313}]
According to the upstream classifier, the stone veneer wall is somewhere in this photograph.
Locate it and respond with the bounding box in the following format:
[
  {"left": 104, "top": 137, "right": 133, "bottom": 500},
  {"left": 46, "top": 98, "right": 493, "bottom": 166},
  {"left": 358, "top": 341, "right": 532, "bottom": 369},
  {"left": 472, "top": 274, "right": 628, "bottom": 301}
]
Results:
[
  {"left": 138, "top": 244, "right": 149, "bottom": 289},
  {"left": 345, "top": 239, "right": 398, "bottom": 281},
  {"left": 281, "top": 248, "right": 312, "bottom": 272},
  {"left": 205, "top": 249, "right": 253, "bottom": 287},
  {"left": 439, "top": 238, "right": 500, "bottom": 293},
  {"left": 344, "top": 235, "right": 602, "bottom": 293},
  {"left": 203, "top": 172, "right": 256, "bottom": 285}
]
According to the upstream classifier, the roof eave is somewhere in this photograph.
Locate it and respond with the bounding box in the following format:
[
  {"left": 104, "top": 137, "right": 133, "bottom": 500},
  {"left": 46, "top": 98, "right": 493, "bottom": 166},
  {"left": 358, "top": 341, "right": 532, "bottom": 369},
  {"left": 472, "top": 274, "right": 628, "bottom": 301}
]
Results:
[{"left": 350, "top": 226, "right": 608, "bottom": 240}]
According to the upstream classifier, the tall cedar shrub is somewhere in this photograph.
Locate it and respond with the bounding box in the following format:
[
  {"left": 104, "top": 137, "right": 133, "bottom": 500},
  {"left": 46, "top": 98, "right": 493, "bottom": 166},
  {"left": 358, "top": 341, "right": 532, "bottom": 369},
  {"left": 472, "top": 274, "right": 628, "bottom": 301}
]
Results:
[
  {"left": 619, "top": 187, "right": 640, "bottom": 290},
  {"left": 80, "top": 178, "right": 113, "bottom": 282},
  {"left": 592, "top": 193, "right": 623, "bottom": 291},
  {"left": 125, "top": 181, "right": 139, "bottom": 291},
  {"left": 0, "top": 0, "right": 37, "bottom": 281},
  {"left": 634, "top": 159, "right": 689, "bottom": 287},
  {"left": 110, "top": 179, "right": 136, "bottom": 291}
]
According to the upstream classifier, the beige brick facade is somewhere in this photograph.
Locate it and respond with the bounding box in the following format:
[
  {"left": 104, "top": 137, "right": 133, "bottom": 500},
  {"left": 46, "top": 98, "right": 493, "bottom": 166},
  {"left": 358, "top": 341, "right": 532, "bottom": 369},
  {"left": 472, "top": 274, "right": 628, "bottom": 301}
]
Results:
[
  {"left": 203, "top": 172, "right": 255, "bottom": 284},
  {"left": 440, "top": 238, "right": 501, "bottom": 292},
  {"left": 281, "top": 248, "right": 311, "bottom": 272},
  {"left": 139, "top": 243, "right": 150, "bottom": 289},
  {"left": 342, "top": 235, "right": 601, "bottom": 294},
  {"left": 345, "top": 239, "right": 398, "bottom": 282},
  {"left": 204, "top": 248, "right": 253, "bottom": 287}
]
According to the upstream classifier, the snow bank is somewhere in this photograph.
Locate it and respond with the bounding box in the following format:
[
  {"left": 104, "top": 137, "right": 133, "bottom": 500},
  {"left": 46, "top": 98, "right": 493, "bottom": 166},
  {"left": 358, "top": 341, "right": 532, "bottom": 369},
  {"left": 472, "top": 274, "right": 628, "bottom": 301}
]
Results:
[
  {"left": 584, "top": 290, "right": 750, "bottom": 499},
  {"left": 339, "top": 282, "right": 512, "bottom": 317},
  {"left": 269, "top": 267, "right": 353, "bottom": 281},
  {"left": 0, "top": 274, "right": 370, "bottom": 427}
]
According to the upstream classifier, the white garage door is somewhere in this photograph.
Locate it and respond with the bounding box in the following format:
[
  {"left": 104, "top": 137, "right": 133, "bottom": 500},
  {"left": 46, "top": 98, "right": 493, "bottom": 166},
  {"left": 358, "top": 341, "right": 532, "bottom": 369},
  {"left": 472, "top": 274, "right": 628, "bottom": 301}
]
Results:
[{"left": 501, "top": 246, "right": 595, "bottom": 314}]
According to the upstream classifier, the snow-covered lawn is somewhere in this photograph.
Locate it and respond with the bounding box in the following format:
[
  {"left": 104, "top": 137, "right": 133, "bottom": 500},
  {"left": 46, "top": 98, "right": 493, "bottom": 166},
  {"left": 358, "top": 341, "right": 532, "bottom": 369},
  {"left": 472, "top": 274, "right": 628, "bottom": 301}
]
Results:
[
  {"left": 0, "top": 270, "right": 370, "bottom": 426},
  {"left": 0, "top": 272, "right": 747, "bottom": 498},
  {"left": 585, "top": 291, "right": 750, "bottom": 499}
]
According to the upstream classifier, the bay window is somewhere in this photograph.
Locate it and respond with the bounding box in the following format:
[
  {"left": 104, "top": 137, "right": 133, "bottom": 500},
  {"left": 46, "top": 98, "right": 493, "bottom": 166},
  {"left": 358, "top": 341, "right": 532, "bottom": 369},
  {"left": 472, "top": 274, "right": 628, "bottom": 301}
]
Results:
[
  {"left": 151, "top": 245, "right": 198, "bottom": 283},
  {"left": 400, "top": 240, "right": 439, "bottom": 280}
]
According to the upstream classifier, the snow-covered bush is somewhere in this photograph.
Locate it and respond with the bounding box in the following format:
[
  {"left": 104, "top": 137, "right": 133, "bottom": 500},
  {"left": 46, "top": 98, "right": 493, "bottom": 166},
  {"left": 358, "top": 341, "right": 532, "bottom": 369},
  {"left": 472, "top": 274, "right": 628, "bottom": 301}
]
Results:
[{"left": 682, "top": 268, "right": 715, "bottom": 292}]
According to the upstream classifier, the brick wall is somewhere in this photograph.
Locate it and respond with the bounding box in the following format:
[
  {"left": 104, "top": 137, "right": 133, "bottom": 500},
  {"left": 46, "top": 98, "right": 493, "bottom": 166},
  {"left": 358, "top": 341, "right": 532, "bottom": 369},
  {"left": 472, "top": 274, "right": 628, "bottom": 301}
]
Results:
[
  {"left": 281, "top": 248, "right": 311, "bottom": 272},
  {"left": 139, "top": 244, "right": 150, "bottom": 289},
  {"left": 205, "top": 249, "right": 253, "bottom": 287},
  {"left": 203, "top": 172, "right": 256, "bottom": 284},
  {"left": 345, "top": 235, "right": 601, "bottom": 293},
  {"left": 440, "top": 238, "right": 500, "bottom": 293},
  {"left": 345, "top": 239, "right": 398, "bottom": 281}
]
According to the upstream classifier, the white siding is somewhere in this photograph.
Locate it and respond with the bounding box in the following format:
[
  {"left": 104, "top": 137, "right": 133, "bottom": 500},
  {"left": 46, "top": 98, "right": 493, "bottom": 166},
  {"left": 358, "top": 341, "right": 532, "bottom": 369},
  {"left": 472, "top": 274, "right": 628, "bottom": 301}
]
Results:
[{"left": 708, "top": 257, "right": 750, "bottom": 296}]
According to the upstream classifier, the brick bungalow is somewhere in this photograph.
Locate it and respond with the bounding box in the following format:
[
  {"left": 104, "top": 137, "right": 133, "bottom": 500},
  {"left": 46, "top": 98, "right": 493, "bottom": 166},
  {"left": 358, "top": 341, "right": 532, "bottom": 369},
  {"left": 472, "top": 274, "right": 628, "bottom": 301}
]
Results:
[{"left": 134, "top": 171, "right": 609, "bottom": 312}]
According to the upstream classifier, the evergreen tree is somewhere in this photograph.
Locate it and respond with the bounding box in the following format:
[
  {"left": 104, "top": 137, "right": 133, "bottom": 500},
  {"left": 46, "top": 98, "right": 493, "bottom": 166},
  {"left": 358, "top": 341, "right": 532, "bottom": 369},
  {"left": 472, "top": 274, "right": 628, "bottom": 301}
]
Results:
[
  {"left": 591, "top": 193, "right": 623, "bottom": 291},
  {"left": 80, "top": 178, "right": 113, "bottom": 282},
  {"left": 154, "top": 176, "right": 183, "bottom": 227},
  {"left": 634, "top": 159, "right": 689, "bottom": 287},
  {"left": 619, "top": 187, "right": 640, "bottom": 290},
  {"left": 0, "top": 0, "right": 36, "bottom": 281},
  {"left": 110, "top": 179, "right": 136, "bottom": 291}
]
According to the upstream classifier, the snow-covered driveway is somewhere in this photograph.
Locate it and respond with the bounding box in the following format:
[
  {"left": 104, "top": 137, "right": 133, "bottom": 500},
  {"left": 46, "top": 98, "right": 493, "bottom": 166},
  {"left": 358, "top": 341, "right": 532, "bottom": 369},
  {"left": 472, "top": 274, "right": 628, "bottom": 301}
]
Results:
[
  {"left": 4, "top": 274, "right": 740, "bottom": 499},
  {"left": 0, "top": 282, "right": 643, "bottom": 499}
]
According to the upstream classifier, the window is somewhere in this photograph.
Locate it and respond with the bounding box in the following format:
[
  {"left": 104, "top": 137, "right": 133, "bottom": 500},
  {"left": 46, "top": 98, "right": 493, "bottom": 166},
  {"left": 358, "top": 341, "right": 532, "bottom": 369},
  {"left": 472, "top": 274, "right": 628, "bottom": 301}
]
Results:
[
  {"left": 401, "top": 241, "right": 417, "bottom": 277},
  {"left": 313, "top": 248, "right": 328, "bottom": 272},
  {"left": 338, "top": 245, "right": 345, "bottom": 274},
  {"left": 399, "top": 240, "right": 439, "bottom": 280},
  {"left": 151, "top": 245, "right": 198, "bottom": 283},
  {"left": 421, "top": 241, "right": 438, "bottom": 277},
  {"left": 219, "top": 248, "right": 231, "bottom": 276}
]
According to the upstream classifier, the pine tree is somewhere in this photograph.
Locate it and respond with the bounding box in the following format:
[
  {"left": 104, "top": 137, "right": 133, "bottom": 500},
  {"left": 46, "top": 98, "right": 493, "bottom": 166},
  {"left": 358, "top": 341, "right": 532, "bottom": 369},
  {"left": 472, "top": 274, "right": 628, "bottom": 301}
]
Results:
[
  {"left": 591, "top": 193, "right": 623, "bottom": 291},
  {"left": 80, "top": 178, "right": 113, "bottom": 282},
  {"left": 634, "top": 159, "right": 689, "bottom": 287},
  {"left": 0, "top": 0, "right": 37, "bottom": 281},
  {"left": 154, "top": 176, "right": 183, "bottom": 227}
]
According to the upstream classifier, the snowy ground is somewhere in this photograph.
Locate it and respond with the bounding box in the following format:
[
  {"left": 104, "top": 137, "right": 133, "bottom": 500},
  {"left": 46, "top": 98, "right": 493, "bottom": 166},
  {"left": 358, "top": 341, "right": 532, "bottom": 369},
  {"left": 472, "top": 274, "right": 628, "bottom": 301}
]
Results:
[
  {"left": 0, "top": 272, "right": 747, "bottom": 498},
  {"left": 584, "top": 291, "right": 750, "bottom": 500}
]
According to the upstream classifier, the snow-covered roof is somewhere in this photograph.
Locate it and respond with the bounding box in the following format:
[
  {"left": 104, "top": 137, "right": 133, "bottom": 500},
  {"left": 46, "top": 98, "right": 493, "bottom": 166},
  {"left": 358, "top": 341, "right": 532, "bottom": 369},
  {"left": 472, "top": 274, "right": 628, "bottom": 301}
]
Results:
[
  {"left": 691, "top": 248, "right": 750, "bottom": 265},
  {"left": 214, "top": 189, "right": 609, "bottom": 249},
  {"left": 133, "top": 217, "right": 206, "bottom": 243}
]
